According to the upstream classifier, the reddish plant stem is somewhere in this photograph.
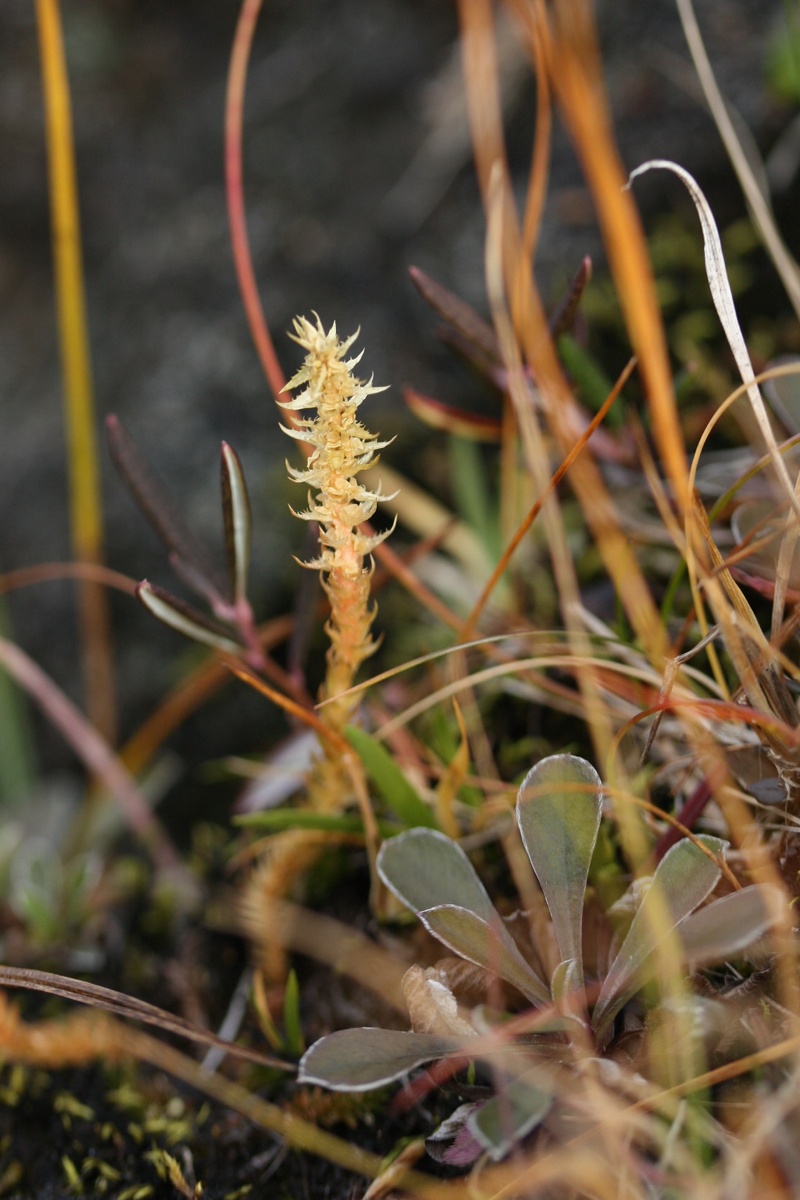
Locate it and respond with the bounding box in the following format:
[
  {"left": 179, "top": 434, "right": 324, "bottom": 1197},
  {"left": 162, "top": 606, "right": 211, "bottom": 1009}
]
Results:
[
  {"left": 225, "top": 0, "right": 285, "bottom": 405},
  {"left": 0, "top": 636, "right": 184, "bottom": 876},
  {"left": 653, "top": 775, "right": 713, "bottom": 863}
]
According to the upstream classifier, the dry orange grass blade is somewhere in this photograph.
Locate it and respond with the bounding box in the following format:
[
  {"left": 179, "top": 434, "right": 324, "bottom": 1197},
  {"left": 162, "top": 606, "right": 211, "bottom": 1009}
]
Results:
[
  {"left": 456, "top": 1, "right": 669, "bottom": 806},
  {"left": 0, "top": 562, "right": 136, "bottom": 598},
  {"left": 490, "top": 8, "right": 667, "bottom": 663},
  {"left": 516, "top": 0, "right": 690, "bottom": 517}
]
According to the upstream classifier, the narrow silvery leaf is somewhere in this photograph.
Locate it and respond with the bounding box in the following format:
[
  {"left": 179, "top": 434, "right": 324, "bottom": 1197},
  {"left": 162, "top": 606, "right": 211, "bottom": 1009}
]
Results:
[
  {"left": 593, "top": 835, "right": 727, "bottom": 1037},
  {"left": 516, "top": 754, "right": 602, "bottom": 983},
  {"left": 469, "top": 1073, "right": 553, "bottom": 1160},
  {"left": 627, "top": 161, "right": 800, "bottom": 540},
  {"left": 419, "top": 905, "right": 550, "bottom": 1005},
  {"left": 377, "top": 828, "right": 497, "bottom": 922},
  {"left": 298, "top": 1028, "right": 463, "bottom": 1091},
  {"left": 221, "top": 442, "right": 252, "bottom": 605},
  {"left": 136, "top": 581, "right": 243, "bottom": 655},
  {"left": 677, "top": 884, "right": 781, "bottom": 968}
]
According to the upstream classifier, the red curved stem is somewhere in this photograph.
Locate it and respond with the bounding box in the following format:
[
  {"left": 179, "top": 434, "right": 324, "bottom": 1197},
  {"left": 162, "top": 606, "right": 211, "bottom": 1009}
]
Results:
[{"left": 225, "top": 0, "right": 286, "bottom": 404}]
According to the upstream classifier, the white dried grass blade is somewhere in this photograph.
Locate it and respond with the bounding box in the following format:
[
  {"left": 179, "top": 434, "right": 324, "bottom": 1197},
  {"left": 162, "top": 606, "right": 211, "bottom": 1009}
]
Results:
[
  {"left": 628, "top": 159, "right": 800, "bottom": 633},
  {"left": 676, "top": 0, "right": 800, "bottom": 322},
  {"left": 628, "top": 159, "right": 798, "bottom": 510}
]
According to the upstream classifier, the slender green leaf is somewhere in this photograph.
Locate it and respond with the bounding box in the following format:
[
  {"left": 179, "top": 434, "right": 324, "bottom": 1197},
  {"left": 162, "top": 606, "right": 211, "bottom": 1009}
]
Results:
[
  {"left": 345, "top": 726, "right": 437, "bottom": 828},
  {"left": 449, "top": 436, "right": 500, "bottom": 560},
  {"left": 0, "top": 595, "right": 36, "bottom": 806},
  {"left": 283, "top": 968, "right": 305, "bottom": 1057},
  {"left": 419, "top": 905, "right": 550, "bottom": 1005},
  {"left": 517, "top": 754, "right": 602, "bottom": 983},
  {"left": 298, "top": 1028, "right": 463, "bottom": 1091},
  {"left": 234, "top": 809, "right": 393, "bottom": 836},
  {"left": 377, "top": 828, "right": 496, "bottom": 920},
  {"left": 593, "top": 835, "right": 727, "bottom": 1037},
  {"left": 557, "top": 334, "right": 618, "bottom": 422}
]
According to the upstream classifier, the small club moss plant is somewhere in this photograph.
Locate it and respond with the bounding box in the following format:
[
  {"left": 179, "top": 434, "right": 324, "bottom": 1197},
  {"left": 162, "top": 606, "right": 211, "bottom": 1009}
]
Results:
[
  {"left": 245, "top": 317, "right": 395, "bottom": 980},
  {"left": 280, "top": 314, "right": 394, "bottom": 740}
]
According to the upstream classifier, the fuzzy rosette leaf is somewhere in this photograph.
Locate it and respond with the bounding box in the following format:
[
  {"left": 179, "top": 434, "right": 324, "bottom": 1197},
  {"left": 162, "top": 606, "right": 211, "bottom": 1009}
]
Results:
[
  {"left": 469, "top": 1071, "right": 553, "bottom": 1161},
  {"left": 298, "top": 1028, "right": 464, "bottom": 1091},
  {"left": 378, "top": 829, "right": 549, "bottom": 1001},
  {"left": 377, "top": 828, "right": 498, "bottom": 920},
  {"left": 516, "top": 754, "right": 602, "bottom": 985},
  {"left": 592, "top": 835, "right": 727, "bottom": 1038},
  {"left": 418, "top": 905, "right": 549, "bottom": 1005},
  {"left": 676, "top": 884, "right": 782, "bottom": 967}
]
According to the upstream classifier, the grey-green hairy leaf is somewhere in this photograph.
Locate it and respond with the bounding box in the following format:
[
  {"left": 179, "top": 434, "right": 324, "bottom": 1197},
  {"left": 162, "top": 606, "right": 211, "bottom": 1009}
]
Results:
[
  {"left": 298, "top": 1028, "right": 463, "bottom": 1091},
  {"left": 469, "top": 1073, "right": 553, "bottom": 1160},
  {"left": 517, "top": 754, "right": 602, "bottom": 983},
  {"left": 418, "top": 905, "right": 550, "bottom": 1005},
  {"left": 592, "top": 835, "right": 727, "bottom": 1036},
  {"left": 677, "top": 884, "right": 781, "bottom": 967},
  {"left": 377, "top": 828, "right": 496, "bottom": 921}
]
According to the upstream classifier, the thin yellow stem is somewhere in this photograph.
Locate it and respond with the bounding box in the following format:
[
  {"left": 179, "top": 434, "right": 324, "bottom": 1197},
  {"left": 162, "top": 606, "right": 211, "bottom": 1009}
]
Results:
[{"left": 35, "top": 0, "right": 116, "bottom": 743}]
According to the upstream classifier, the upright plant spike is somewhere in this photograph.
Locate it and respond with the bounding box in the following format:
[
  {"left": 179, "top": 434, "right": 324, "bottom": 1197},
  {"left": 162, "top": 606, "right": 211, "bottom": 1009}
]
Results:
[
  {"left": 242, "top": 318, "right": 399, "bottom": 983},
  {"left": 280, "top": 314, "right": 396, "bottom": 737}
]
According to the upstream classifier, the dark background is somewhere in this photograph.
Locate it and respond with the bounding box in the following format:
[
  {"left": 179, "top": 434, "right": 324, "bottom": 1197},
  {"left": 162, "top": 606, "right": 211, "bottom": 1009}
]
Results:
[{"left": 0, "top": 0, "right": 793, "bottom": 778}]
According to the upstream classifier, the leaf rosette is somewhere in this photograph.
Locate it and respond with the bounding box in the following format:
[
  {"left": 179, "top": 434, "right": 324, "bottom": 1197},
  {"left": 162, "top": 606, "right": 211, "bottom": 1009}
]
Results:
[{"left": 299, "top": 753, "right": 780, "bottom": 1162}]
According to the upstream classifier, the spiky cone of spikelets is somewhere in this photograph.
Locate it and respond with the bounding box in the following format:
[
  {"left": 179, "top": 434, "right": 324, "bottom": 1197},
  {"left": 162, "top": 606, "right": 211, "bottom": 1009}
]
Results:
[
  {"left": 246, "top": 315, "right": 394, "bottom": 980},
  {"left": 280, "top": 314, "right": 394, "bottom": 749}
]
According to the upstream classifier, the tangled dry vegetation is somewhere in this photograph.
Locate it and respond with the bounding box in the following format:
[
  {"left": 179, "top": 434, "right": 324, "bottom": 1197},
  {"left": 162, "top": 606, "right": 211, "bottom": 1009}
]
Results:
[{"left": 4, "top": 0, "right": 800, "bottom": 1197}]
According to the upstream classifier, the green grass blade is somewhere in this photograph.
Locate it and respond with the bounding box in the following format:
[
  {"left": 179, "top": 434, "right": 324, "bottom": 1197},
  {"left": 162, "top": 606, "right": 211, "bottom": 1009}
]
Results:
[{"left": 344, "top": 726, "right": 438, "bottom": 828}]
